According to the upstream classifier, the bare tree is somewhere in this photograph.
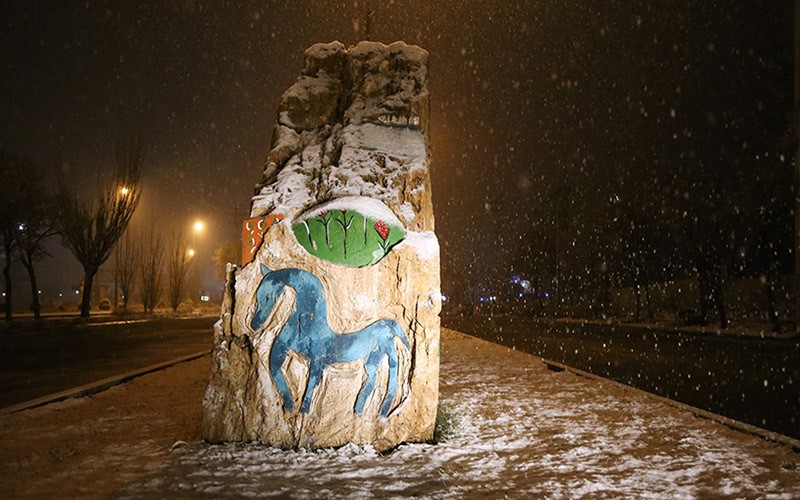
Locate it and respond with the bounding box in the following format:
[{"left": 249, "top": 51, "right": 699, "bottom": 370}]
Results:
[
  {"left": 114, "top": 226, "right": 139, "bottom": 312},
  {"left": 139, "top": 220, "right": 164, "bottom": 314},
  {"left": 58, "top": 137, "right": 142, "bottom": 318},
  {"left": 166, "top": 231, "right": 191, "bottom": 312},
  {"left": 1, "top": 151, "right": 42, "bottom": 320},
  {"left": 1, "top": 153, "right": 24, "bottom": 320},
  {"left": 16, "top": 197, "right": 58, "bottom": 320}
]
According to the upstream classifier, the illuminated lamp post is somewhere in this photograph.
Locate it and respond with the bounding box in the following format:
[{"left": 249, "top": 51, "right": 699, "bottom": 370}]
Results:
[
  {"left": 190, "top": 219, "right": 204, "bottom": 304},
  {"left": 113, "top": 185, "right": 131, "bottom": 313}
]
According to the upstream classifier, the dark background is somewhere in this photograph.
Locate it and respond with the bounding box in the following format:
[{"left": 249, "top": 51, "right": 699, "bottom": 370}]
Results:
[{"left": 0, "top": 1, "right": 793, "bottom": 311}]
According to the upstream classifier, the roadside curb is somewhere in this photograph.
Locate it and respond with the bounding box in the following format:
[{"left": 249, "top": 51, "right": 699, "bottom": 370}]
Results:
[
  {"left": 0, "top": 314, "right": 218, "bottom": 333},
  {"left": 446, "top": 328, "right": 800, "bottom": 453},
  {"left": 0, "top": 350, "right": 210, "bottom": 416}
]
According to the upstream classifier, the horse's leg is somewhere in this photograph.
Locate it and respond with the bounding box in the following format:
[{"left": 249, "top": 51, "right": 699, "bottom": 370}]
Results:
[
  {"left": 300, "top": 363, "right": 323, "bottom": 413},
  {"left": 269, "top": 346, "right": 294, "bottom": 412},
  {"left": 380, "top": 345, "right": 401, "bottom": 418},
  {"left": 355, "top": 351, "right": 383, "bottom": 414}
]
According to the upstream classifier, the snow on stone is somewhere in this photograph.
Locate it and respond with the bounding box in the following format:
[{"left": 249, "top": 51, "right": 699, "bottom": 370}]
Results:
[
  {"left": 420, "top": 288, "right": 443, "bottom": 309},
  {"left": 252, "top": 156, "right": 316, "bottom": 219},
  {"left": 295, "top": 195, "right": 404, "bottom": 227},
  {"left": 339, "top": 123, "right": 426, "bottom": 166},
  {"left": 344, "top": 41, "right": 428, "bottom": 125},
  {"left": 399, "top": 230, "right": 439, "bottom": 260},
  {"left": 398, "top": 202, "right": 416, "bottom": 224},
  {"left": 250, "top": 41, "right": 432, "bottom": 232},
  {"left": 304, "top": 41, "right": 346, "bottom": 61},
  {"left": 251, "top": 121, "right": 429, "bottom": 227},
  {"left": 347, "top": 40, "right": 428, "bottom": 65}
]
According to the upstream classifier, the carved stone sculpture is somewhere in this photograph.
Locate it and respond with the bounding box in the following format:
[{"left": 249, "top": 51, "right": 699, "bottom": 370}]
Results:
[{"left": 201, "top": 41, "right": 440, "bottom": 452}]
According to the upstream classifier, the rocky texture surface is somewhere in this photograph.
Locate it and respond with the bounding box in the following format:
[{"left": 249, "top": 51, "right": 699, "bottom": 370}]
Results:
[
  {"left": 201, "top": 41, "right": 440, "bottom": 452},
  {"left": 251, "top": 40, "right": 433, "bottom": 232}
]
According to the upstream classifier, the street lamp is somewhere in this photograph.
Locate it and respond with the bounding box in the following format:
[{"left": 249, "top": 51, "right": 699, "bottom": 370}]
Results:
[
  {"left": 189, "top": 219, "right": 205, "bottom": 305},
  {"left": 119, "top": 186, "right": 130, "bottom": 196}
]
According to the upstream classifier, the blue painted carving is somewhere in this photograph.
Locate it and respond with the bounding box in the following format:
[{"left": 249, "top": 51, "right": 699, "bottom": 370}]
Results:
[{"left": 251, "top": 264, "right": 410, "bottom": 418}]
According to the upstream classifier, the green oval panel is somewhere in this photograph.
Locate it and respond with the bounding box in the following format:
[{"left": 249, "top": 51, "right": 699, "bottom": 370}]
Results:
[{"left": 292, "top": 209, "right": 405, "bottom": 267}]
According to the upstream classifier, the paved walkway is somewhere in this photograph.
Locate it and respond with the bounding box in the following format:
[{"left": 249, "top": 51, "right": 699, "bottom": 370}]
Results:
[{"left": 1, "top": 329, "right": 798, "bottom": 498}]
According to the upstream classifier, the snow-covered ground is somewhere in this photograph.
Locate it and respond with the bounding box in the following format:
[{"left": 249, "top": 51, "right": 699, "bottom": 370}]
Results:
[{"left": 2, "top": 329, "right": 798, "bottom": 498}]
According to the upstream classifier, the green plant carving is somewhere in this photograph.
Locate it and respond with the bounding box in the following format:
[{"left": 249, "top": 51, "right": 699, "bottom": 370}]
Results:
[{"left": 292, "top": 209, "right": 405, "bottom": 267}]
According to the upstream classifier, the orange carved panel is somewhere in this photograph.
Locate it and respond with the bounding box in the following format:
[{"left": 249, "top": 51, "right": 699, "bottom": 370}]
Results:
[{"left": 242, "top": 214, "right": 284, "bottom": 266}]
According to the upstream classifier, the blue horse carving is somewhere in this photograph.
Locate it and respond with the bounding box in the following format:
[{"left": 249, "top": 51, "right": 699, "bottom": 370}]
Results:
[{"left": 250, "top": 265, "right": 410, "bottom": 418}]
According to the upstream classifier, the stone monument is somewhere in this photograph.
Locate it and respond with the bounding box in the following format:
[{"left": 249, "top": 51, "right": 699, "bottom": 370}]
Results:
[{"left": 201, "top": 41, "right": 440, "bottom": 452}]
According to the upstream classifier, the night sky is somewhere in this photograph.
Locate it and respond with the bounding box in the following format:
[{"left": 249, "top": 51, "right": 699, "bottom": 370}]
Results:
[{"left": 0, "top": 1, "right": 793, "bottom": 304}]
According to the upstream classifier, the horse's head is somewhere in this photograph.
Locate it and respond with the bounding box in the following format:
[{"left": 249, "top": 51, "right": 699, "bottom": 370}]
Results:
[{"left": 250, "top": 264, "right": 284, "bottom": 331}]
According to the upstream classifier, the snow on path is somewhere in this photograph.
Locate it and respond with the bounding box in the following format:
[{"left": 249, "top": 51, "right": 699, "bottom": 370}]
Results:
[{"left": 117, "top": 330, "right": 800, "bottom": 499}]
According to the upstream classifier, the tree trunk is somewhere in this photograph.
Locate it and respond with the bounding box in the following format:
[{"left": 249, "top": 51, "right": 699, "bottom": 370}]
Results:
[
  {"left": 113, "top": 259, "right": 119, "bottom": 314},
  {"left": 3, "top": 245, "right": 11, "bottom": 321},
  {"left": 22, "top": 259, "right": 41, "bottom": 320},
  {"left": 80, "top": 267, "right": 98, "bottom": 319}
]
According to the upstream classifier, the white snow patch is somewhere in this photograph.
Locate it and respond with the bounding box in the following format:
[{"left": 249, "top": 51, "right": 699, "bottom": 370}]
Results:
[
  {"left": 398, "top": 202, "right": 416, "bottom": 223},
  {"left": 251, "top": 155, "right": 317, "bottom": 218},
  {"left": 269, "top": 125, "right": 300, "bottom": 154},
  {"left": 304, "top": 41, "right": 346, "bottom": 61},
  {"left": 347, "top": 40, "right": 428, "bottom": 65},
  {"left": 295, "top": 196, "right": 403, "bottom": 227},
  {"left": 339, "top": 123, "right": 426, "bottom": 168},
  {"left": 421, "top": 289, "right": 442, "bottom": 309},
  {"left": 251, "top": 122, "right": 428, "bottom": 226},
  {"left": 398, "top": 230, "right": 439, "bottom": 260}
]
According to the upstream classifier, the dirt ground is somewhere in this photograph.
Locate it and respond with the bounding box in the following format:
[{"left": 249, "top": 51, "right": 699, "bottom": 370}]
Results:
[
  {"left": 1, "top": 329, "right": 798, "bottom": 498},
  {"left": 0, "top": 356, "right": 208, "bottom": 498}
]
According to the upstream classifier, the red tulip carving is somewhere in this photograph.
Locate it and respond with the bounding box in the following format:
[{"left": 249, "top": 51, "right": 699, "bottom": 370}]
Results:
[{"left": 374, "top": 220, "right": 390, "bottom": 240}]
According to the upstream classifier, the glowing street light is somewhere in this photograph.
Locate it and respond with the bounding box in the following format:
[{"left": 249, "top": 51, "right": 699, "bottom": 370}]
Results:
[
  {"left": 189, "top": 220, "right": 205, "bottom": 302},
  {"left": 119, "top": 186, "right": 130, "bottom": 196}
]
